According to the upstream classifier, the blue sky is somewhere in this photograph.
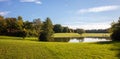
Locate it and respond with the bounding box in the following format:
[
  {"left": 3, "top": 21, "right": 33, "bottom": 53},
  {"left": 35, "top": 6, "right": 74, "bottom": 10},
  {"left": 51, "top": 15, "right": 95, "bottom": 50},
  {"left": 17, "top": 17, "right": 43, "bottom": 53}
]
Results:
[{"left": 0, "top": 0, "right": 120, "bottom": 29}]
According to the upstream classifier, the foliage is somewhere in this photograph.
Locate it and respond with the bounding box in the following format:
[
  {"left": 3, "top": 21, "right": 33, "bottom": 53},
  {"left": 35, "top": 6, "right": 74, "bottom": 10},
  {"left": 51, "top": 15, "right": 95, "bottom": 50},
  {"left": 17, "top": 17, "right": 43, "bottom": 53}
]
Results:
[
  {"left": 86, "top": 29, "right": 109, "bottom": 33},
  {"left": 0, "top": 15, "right": 88, "bottom": 37},
  {"left": 62, "top": 27, "right": 69, "bottom": 33},
  {"left": 53, "top": 24, "right": 63, "bottom": 33},
  {"left": 0, "top": 15, "right": 43, "bottom": 37},
  {"left": 110, "top": 17, "right": 120, "bottom": 41},
  {"left": 74, "top": 29, "right": 85, "bottom": 34},
  {"left": 33, "top": 18, "right": 42, "bottom": 36},
  {"left": 17, "top": 16, "right": 23, "bottom": 30},
  {"left": 39, "top": 17, "right": 54, "bottom": 41},
  {"left": 53, "top": 24, "right": 75, "bottom": 33}
]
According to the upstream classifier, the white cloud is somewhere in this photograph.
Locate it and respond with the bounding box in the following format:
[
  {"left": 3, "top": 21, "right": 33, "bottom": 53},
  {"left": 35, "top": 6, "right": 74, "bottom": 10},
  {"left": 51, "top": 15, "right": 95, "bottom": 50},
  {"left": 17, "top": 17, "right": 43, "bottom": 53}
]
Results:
[
  {"left": 0, "top": 11, "right": 10, "bottom": 16},
  {"left": 20, "top": 0, "right": 42, "bottom": 4},
  {"left": 63, "top": 22, "right": 111, "bottom": 30},
  {"left": 78, "top": 5, "right": 119, "bottom": 14}
]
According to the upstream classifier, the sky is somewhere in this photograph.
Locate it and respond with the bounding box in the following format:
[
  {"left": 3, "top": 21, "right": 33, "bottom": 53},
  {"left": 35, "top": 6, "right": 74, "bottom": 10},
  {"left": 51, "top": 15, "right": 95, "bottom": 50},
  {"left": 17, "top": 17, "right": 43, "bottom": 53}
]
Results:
[{"left": 0, "top": 0, "right": 120, "bottom": 29}]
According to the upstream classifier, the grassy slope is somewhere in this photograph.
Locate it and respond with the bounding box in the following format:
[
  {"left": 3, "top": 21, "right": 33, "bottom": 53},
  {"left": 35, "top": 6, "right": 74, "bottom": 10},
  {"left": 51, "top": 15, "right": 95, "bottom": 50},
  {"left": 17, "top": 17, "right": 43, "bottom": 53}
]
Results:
[
  {"left": 0, "top": 36, "right": 120, "bottom": 59},
  {"left": 53, "top": 33, "right": 110, "bottom": 38}
]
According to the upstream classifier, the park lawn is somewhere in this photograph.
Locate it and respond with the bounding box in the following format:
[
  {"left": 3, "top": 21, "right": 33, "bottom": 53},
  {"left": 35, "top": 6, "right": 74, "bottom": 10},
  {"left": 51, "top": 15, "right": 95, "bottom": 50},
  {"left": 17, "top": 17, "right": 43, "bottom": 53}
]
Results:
[
  {"left": 53, "top": 33, "right": 110, "bottom": 38},
  {"left": 53, "top": 33, "right": 81, "bottom": 38},
  {"left": 0, "top": 36, "right": 120, "bottom": 59}
]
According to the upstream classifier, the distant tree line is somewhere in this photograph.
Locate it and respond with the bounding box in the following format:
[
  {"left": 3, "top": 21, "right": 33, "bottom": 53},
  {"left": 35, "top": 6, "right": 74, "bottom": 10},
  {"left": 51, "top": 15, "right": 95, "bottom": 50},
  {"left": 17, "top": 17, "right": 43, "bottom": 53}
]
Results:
[
  {"left": 85, "top": 29, "right": 109, "bottom": 33},
  {"left": 53, "top": 24, "right": 85, "bottom": 34}
]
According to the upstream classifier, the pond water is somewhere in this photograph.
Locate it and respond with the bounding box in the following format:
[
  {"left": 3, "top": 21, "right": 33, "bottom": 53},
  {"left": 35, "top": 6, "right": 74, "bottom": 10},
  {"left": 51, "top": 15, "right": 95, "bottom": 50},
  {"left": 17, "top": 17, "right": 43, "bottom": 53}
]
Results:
[{"left": 53, "top": 37, "right": 111, "bottom": 43}]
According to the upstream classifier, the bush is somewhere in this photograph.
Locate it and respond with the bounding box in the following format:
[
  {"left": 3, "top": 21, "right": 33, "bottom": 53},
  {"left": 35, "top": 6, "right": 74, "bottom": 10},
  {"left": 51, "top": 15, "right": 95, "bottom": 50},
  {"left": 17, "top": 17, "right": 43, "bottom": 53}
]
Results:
[
  {"left": 39, "top": 32, "right": 47, "bottom": 41},
  {"left": 111, "top": 31, "right": 120, "bottom": 41}
]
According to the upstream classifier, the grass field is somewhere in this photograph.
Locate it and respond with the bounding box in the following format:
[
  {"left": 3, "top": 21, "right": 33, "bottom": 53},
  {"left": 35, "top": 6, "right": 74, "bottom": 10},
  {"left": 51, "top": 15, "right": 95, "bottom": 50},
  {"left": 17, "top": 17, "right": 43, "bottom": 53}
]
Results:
[
  {"left": 0, "top": 36, "right": 120, "bottom": 59},
  {"left": 53, "top": 33, "right": 110, "bottom": 38}
]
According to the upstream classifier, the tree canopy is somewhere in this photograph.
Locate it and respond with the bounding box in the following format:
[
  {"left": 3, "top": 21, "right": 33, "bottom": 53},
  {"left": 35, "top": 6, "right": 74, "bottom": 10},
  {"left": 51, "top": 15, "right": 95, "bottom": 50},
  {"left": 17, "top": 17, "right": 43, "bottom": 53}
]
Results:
[
  {"left": 0, "top": 15, "right": 86, "bottom": 40},
  {"left": 39, "top": 17, "right": 54, "bottom": 41},
  {"left": 110, "top": 17, "right": 120, "bottom": 41}
]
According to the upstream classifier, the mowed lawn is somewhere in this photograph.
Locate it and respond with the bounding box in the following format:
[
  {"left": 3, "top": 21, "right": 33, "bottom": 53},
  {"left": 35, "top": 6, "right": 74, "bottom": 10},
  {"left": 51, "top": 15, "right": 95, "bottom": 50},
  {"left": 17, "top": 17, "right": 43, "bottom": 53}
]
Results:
[
  {"left": 53, "top": 33, "right": 110, "bottom": 38},
  {"left": 0, "top": 36, "right": 120, "bottom": 59}
]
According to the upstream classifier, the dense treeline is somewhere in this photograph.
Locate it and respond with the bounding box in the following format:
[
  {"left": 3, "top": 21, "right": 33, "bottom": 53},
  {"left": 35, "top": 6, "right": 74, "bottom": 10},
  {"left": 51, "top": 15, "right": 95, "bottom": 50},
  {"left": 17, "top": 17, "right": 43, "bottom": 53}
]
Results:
[
  {"left": 53, "top": 24, "right": 85, "bottom": 34},
  {"left": 0, "top": 15, "right": 42, "bottom": 37},
  {"left": 85, "top": 29, "right": 109, "bottom": 33},
  {"left": 0, "top": 15, "right": 85, "bottom": 38}
]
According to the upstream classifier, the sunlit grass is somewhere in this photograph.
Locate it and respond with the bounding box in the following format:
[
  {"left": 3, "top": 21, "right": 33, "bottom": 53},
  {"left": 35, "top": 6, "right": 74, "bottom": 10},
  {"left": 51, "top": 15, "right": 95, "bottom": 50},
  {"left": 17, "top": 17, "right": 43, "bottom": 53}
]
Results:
[
  {"left": 53, "top": 33, "right": 110, "bottom": 38},
  {"left": 0, "top": 36, "right": 119, "bottom": 59}
]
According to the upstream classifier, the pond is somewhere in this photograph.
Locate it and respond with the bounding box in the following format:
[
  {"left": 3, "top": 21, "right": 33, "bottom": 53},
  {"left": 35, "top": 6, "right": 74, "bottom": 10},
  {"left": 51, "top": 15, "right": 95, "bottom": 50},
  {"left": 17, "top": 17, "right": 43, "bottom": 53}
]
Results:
[{"left": 53, "top": 37, "right": 111, "bottom": 43}]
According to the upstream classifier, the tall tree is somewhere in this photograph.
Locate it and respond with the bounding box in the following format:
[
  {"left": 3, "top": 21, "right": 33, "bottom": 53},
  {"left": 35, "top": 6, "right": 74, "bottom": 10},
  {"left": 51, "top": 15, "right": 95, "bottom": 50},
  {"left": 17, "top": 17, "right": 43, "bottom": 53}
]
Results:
[
  {"left": 110, "top": 17, "right": 120, "bottom": 41},
  {"left": 0, "top": 16, "right": 7, "bottom": 34},
  {"left": 39, "top": 17, "right": 54, "bottom": 41},
  {"left": 17, "top": 16, "right": 23, "bottom": 30},
  {"left": 53, "top": 24, "right": 63, "bottom": 33},
  {"left": 0, "top": 15, "right": 4, "bottom": 20},
  {"left": 62, "top": 27, "right": 69, "bottom": 33},
  {"left": 75, "top": 29, "right": 85, "bottom": 34},
  {"left": 23, "top": 21, "right": 33, "bottom": 36},
  {"left": 33, "top": 18, "right": 42, "bottom": 36},
  {"left": 5, "top": 18, "right": 18, "bottom": 32}
]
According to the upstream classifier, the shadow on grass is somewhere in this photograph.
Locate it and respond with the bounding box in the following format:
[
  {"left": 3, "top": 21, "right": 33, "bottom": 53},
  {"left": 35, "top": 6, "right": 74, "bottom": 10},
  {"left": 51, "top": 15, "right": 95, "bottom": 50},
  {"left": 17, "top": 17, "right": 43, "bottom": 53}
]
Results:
[
  {"left": 95, "top": 41, "right": 120, "bottom": 59},
  {"left": 112, "top": 41, "right": 120, "bottom": 59},
  {"left": 0, "top": 36, "right": 39, "bottom": 41},
  {"left": 0, "top": 36, "right": 22, "bottom": 40},
  {"left": 94, "top": 41, "right": 113, "bottom": 44}
]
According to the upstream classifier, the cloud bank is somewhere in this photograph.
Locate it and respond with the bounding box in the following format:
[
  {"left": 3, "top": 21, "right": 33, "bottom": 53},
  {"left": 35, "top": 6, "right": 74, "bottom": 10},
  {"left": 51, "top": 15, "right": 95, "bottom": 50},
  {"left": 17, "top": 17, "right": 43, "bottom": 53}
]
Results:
[
  {"left": 20, "top": 0, "right": 42, "bottom": 4},
  {"left": 78, "top": 5, "right": 119, "bottom": 14},
  {"left": 63, "top": 21, "right": 111, "bottom": 30}
]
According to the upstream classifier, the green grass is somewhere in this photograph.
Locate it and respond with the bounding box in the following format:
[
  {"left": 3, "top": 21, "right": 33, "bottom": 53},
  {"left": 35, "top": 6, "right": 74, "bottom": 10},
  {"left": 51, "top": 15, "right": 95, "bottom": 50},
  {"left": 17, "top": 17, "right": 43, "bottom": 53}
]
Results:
[
  {"left": 53, "top": 33, "right": 110, "bottom": 38},
  {"left": 53, "top": 33, "right": 81, "bottom": 38},
  {"left": 0, "top": 36, "right": 120, "bottom": 59}
]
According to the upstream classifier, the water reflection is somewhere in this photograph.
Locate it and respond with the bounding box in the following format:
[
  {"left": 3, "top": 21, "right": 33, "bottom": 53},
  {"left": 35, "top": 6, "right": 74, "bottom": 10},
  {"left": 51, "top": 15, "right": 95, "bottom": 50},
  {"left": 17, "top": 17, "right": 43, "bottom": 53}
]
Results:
[{"left": 53, "top": 37, "right": 111, "bottom": 43}]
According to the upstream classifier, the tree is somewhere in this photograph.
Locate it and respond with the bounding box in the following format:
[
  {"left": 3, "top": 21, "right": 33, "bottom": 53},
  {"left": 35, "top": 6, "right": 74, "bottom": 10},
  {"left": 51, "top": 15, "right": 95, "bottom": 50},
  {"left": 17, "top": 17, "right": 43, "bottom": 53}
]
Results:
[
  {"left": 110, "top": 17, "right": 120, "bottom": 41},
  {"left": 53, "top": 24, "right": 63, "bottom": 33},
  {"left": 33, "top": 18, "right": 42, "bottom": 36},
  {"left": 0, "top": 16, "right": 7, "bottom": 34},
  {"left": 75, "top": 29, "right": 85, "bottom": 34},
  {"left": 62, "top": 27, "right": 69, "bottom": 33},
  {"left": 23, "top": 21, "right": 34, "bottom": 36},
  {"left": 5, "top": 18, "right": 18, "bottom": 32},
  {"left": 39, "top": 17, "right": 54, "bottom": 41},
  {"left": 0, "top": 15, "right": 4, "bottom": 20},
  {"left": 17, "top": 16, "right": 23, "bottom": 30}
]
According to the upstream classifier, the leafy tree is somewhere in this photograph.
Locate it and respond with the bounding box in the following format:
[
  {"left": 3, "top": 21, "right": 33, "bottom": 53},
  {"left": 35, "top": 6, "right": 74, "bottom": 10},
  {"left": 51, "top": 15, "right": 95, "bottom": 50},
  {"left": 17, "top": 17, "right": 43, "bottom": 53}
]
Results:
[
  {"left": 15, "top": 29, "right": 27, "bottom": 39},
  {"left": 0, "top": 15, "right": 4, "bottom": 20},
  {"left": 39, "top": 17, "right": 54, "bottom": 41},
  {"left": 33, "top": 18, "right": 42, "bottom": 36},
  {"left": 23, "top": 21, "right": 34, "bottom": 36},
  {"left": 53, "top": 24, "right": 63, "bottom": 33},
  {"left": 62, "top": 27, "right": 69, "bottom": 33},
  {"left": 21, "top": 29, "right": 27, "bottom": 39},
  {"left": 5, "top": 18, "right": 18, "bottom": 32},
  {"left": 110, "top": 17, "right": 120, "bottom": 41},
  {"left": 23, "top": 21, "right": 33, "bottom": 29},
  {"left": 75, "top": 29, "right": 85, "bottom": 34},
  {"left": 17, "top": 16, "right": 23, "bottom": 30},
  {"left": 0, "top": 16, "right": 7, "bottom": 34},
  {"left": 69, "top": 29, "right": 74, "bottom": 33}
]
